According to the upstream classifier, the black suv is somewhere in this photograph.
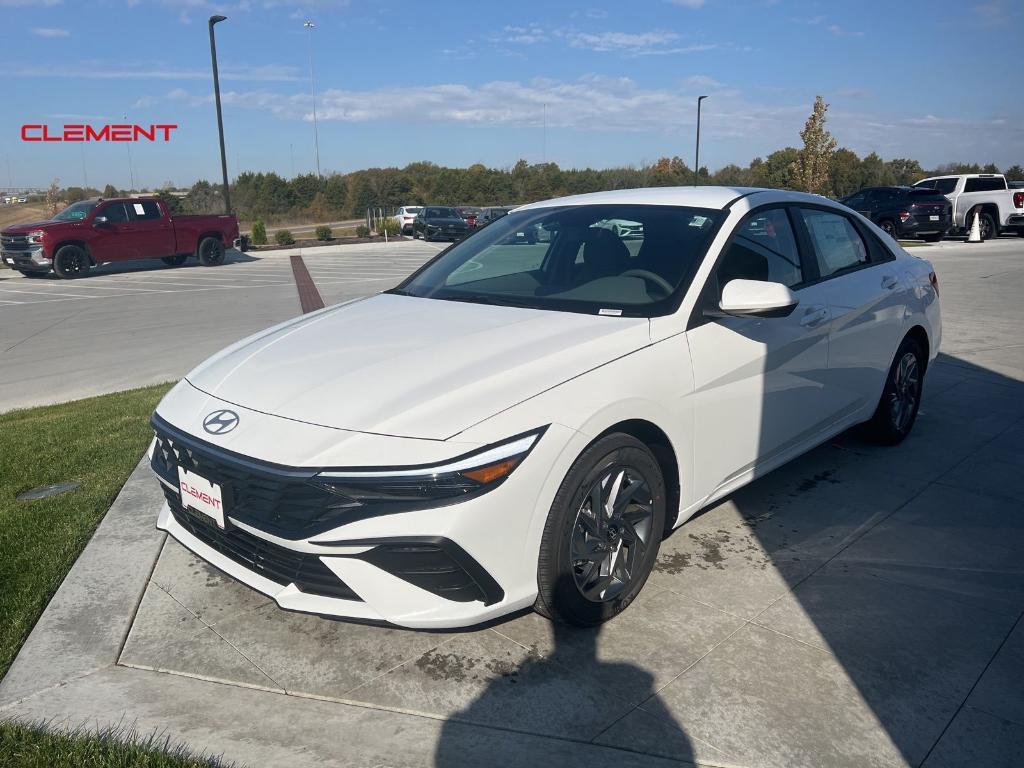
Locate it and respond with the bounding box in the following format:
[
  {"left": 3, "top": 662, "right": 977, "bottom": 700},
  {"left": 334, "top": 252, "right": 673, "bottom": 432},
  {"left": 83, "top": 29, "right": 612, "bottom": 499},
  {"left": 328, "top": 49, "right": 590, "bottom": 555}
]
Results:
[
  {"left": 474, "top": 206, "right": 515, "bottom": 229},
  {"left": 412, "top": 206, "right": 469, "bottom": 242},
  {"left": 839, "top": 186, "right": 951, "bottom": 242}
]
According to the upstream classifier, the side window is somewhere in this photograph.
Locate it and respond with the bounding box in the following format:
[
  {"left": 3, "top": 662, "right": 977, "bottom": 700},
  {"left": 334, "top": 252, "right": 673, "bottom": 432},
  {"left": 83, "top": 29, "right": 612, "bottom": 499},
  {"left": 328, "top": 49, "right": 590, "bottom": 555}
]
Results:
[
  {"left": 717, "top": 208, "right": 803, "bottom": 290},
  {"left": 800, "top": 209, "right": 869, "bottom": 278},
  {"left": 128, "top": 200, "right": 162, "bottom": 220},
  {"left": 964, "top": 177, "right": 1005, "bottom": 193},
  {"left": 844, "top": 192, "right": 866, "bottom": 208},
  {"left": 99, "top": 202, "right": 129, "bottom": 223}
]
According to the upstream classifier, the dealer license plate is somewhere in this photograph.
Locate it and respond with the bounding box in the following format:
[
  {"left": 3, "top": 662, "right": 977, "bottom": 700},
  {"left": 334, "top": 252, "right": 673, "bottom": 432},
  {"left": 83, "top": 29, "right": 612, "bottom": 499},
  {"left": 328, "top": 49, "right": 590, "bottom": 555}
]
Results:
[{"left": 177, "top": 467, "right": 226, "bottom": 529}]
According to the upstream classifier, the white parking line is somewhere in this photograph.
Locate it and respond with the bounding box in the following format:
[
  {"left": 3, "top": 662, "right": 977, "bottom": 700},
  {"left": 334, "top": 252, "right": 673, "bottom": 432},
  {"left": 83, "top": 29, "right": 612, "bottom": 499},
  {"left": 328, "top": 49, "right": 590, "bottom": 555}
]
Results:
[{"left": 0, "top": 288, "right": 97, "bottom": 299}]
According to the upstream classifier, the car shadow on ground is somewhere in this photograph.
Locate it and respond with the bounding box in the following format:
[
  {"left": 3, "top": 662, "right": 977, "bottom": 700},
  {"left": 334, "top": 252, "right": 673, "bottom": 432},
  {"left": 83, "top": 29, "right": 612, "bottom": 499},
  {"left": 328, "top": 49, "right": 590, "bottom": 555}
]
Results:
[
  {"left": 15, "top": 249, "right": 262, "bottom": 280},
  {"left": 434, "top": 351, "right": 1024, "bottom": 767}
]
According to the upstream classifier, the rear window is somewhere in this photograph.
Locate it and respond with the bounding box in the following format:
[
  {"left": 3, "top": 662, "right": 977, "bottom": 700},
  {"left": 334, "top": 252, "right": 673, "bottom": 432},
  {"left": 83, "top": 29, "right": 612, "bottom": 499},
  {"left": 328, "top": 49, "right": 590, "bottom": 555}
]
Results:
[
  {"left": 909, "top": 188, "right": 947, "bottom": 200},
  {"left": 964, "top": 177, "right": 1006, "bottom": 193},
  {"left": 918, "top": 178, "right": 958, "bottom": 195}
]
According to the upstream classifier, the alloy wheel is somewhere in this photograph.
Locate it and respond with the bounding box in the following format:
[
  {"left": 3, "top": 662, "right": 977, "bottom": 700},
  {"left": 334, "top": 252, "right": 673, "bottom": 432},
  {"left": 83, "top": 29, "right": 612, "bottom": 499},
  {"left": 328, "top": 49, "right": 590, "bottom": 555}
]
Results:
[
  {"left": 570, "top": 464, "right": 655, "bottom": 602},
  {"left": 889, "top": 351, "right": 920, "bottom": 432}
]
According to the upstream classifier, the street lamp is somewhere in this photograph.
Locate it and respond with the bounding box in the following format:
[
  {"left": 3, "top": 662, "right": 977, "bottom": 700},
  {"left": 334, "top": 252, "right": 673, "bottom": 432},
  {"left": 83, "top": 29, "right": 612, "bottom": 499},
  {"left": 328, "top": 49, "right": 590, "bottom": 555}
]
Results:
[
  {"left": 304, "top": 20, "right": 322, "bottom": 179},
  {"left": 123, "top": 113, "right": 135, "bottom": 192},
  {"left": 694, "top": 95, "right": 708, "bottom": 185},
  {"left": 208, "top": 14, "right": 231, "bottom": 214}
]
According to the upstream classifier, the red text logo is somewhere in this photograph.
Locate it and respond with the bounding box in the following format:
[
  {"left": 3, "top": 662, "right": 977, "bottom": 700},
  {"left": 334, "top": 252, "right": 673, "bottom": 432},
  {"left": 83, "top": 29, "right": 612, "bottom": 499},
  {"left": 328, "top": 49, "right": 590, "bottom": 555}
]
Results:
[{"left": 20, "top": 124, "right": 178, "bottom": 142}]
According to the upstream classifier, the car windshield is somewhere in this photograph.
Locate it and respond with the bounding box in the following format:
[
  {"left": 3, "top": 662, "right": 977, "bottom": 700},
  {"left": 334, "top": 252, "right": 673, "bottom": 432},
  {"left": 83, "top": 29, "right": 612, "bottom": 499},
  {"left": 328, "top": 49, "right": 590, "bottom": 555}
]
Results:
[
  {"left": 392, "top": 204, "right": 724, "bottom": 317},
  {"left": 425, "top": 207, "right": 459, "bottom": 218},
  {"left": 53, "top": 201, "right": 99, "bottom": 221},
  {"left": 406, "top": 207, "right": 422, "bottom": 214}
]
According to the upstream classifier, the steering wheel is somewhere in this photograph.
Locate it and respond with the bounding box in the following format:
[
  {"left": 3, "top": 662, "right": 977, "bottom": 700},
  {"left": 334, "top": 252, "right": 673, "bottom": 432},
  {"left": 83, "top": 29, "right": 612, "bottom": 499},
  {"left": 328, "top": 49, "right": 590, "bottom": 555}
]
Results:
[{"left": 621, "top": 269, "right": 673, "bottom": 296}]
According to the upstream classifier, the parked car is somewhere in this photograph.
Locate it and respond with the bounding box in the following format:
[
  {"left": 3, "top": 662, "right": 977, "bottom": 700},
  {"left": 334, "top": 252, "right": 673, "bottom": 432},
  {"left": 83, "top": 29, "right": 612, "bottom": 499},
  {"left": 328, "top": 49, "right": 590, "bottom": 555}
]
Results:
[
  {"left": 839, "top": 186, "right": 951, "bottom": 242},
  {"left": 1009, "top": 180, "right": 1024, "bottom": 190},
  {"left": 149, "top": 186, "right": 940, "bottom": 629},
  {"left": 456, "top": 206, "right": 482, "bottom": 228},
  {"left": 0, "top": 197, "right": 239, "bottom": 278},
  {"left": 393, "top": 206, "right": 422, "bottom": 236},
  {"left": 912, "top": 174, "right": 1024, "bottom": 239},
  {"left": 412, "top": 206, "right": 469, "bottom": 242},
  {"left": 475, "top": 206, "right": 515, "bottom": 229}
]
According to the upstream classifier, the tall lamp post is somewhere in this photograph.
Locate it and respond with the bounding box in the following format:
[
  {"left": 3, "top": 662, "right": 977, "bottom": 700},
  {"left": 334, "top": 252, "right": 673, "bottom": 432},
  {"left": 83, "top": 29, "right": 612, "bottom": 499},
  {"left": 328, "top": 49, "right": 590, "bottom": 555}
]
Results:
[
  {"left": 694, "top": 95, "right": 708, "bottom": 185},
  {"left": 208, "top": 14, "right": 231, "bottom": 213},
  {"left": 304, "top": 20, "right": 322, "bottom": 179}
]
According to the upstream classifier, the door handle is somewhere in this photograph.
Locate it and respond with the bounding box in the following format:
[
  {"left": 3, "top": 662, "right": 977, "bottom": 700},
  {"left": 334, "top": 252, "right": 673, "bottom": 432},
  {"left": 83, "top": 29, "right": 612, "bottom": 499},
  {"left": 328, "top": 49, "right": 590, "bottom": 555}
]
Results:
[
  {"left": 881, "top": 274, "right": 899, "bottom": 290},
  {"left": 800, "top": 305, "right": 829, "bottom": 328}
]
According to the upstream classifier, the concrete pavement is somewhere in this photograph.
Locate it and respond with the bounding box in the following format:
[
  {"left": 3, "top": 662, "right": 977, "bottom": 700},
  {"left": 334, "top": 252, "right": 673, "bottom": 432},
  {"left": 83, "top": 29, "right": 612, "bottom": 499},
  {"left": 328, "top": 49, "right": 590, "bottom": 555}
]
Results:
[{"left": 1, "top": 236, "right": 1023, "bottom": 766}]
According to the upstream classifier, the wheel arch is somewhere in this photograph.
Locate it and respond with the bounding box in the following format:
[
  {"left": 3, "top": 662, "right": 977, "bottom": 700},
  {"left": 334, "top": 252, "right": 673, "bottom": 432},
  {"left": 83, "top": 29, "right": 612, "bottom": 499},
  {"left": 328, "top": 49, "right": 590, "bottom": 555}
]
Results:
[
  {"left": 594, "top": 418, "right": 681, "bottom": 535},
  {"left": 904, "top": 324, "right": 930, "bottom": 370},
  {"left": 52, "top": 240, "right": 94, "bottom": 265}
]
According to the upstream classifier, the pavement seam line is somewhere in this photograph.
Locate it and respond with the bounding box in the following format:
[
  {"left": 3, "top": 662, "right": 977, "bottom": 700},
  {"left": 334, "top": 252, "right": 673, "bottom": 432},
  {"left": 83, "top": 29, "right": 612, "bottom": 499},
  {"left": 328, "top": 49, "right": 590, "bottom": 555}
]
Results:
[
  {"left": 0, "top": 665, "right": 108, "bottom": 714},
  {"left": 147, "top": 582, "right": 285, "bottom": 691},
  {"left": 916, "top": 609, "right": 1024, "bottom": 767},
  {"left": 114, "top": 532, "right": 169, "bottom": 665},
  {"left": 338, "top": 632, "right": 468, "bottom": 698}
]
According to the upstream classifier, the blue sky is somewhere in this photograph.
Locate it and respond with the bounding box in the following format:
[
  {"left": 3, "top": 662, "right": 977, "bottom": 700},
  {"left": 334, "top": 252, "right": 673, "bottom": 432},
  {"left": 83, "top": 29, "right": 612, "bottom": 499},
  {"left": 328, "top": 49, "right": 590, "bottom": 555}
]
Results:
[{"left": 3, "top": 0, "right": 1022, "bottom": 190}]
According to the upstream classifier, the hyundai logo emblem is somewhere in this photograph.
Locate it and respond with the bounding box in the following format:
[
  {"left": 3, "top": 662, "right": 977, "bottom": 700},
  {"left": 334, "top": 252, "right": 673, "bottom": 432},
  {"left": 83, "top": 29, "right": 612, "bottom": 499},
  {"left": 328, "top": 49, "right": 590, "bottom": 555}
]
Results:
[{"left": 203, "top": 409, "right": 240, "bottom": 435}]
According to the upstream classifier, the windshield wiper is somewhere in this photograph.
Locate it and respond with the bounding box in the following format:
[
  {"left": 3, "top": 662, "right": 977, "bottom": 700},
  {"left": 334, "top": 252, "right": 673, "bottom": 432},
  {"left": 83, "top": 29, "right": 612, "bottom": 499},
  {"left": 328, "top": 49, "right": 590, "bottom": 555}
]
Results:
[{"left": 441, "top": 294, "right": 536, "bottom": 308}]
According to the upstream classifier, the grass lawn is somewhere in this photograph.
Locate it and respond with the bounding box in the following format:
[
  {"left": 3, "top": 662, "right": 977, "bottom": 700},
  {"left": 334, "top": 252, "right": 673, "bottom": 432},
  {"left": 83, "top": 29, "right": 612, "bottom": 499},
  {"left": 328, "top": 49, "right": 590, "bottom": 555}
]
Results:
[
  {"left": 0, "top": 383, "right": 172, "bottom": 678},
  {"left": 0, "top": 721, "right": 231, "bottom": 767}
]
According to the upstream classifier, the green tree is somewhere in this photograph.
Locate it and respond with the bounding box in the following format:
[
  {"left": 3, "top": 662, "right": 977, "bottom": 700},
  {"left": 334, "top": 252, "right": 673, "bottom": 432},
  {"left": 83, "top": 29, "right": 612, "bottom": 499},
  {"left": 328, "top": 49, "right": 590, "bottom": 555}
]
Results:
[
  {"left": 102, "top": 184, "right": 118, "bottom": 198},
  {"left": 790, "top": 96, "right": 837, "bottom": 195},
  {"left": 829, "top": 148, "right": 861, "bottom": 197},
  {"left": 887, "top": 158, "right": 925, "bottom": 186},
  {"left": 752, "top": 148, "right": 799, "bottom": 189},
  {"left": 251, "top": 220, "right": 267, "bottom": 245},
  {"left": 860, "top": 152, "right": 895, "bottom": 187},
  {"left": 1005, "top": 165, "right": 1024, "bottom": 181}
]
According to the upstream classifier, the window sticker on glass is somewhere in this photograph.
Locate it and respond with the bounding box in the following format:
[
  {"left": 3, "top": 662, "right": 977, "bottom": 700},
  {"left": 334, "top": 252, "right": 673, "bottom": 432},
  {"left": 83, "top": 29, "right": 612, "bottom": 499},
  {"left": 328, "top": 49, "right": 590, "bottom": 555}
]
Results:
[
  {"left": 133, "top": 203, "right": 146, "bottom": 215},
  {"left": 689, "top": 216, "right": 708, "bottom": 227}
]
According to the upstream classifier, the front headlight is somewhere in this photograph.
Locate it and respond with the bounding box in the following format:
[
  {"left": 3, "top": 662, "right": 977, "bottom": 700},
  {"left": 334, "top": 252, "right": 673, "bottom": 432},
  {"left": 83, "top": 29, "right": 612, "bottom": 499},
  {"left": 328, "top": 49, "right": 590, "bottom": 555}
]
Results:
[
  {"left": 27, "top": 230, "right": 45, "bottom": 244},
  {"left": 309, "top": 427, "right": 546, "bottom": 513}
]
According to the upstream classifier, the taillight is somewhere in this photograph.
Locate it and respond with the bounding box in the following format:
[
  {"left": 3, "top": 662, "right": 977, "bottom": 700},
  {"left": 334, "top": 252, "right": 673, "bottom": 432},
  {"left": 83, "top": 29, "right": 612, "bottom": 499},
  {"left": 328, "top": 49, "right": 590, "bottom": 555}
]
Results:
[
  {"left": 1014, "top": 192, "right": 1024, "bottom": 208},
  {"left": 899, "top": 210, "right": 912, "bottom": 222},
  {"left": 929, "top": 271, "right": 939, "bottom": 297}
]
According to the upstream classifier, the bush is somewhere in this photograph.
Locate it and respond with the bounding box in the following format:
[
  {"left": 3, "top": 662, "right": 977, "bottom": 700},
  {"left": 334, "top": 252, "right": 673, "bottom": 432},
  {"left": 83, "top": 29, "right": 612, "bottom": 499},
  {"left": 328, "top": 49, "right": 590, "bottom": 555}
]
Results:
[
  {"left": 274, "top": 229, "right": 295, "bottom": 246},
  {"left": 251, "top": 220, "right": 267, "bottom": 245},
  {"left": 380, "top": 218, "right": 402, "bottom": 237},
  {"left": 315, "top": 225, "right": 333, "bottom": 241},
  {"left": 355, "top": 224, "right": 370, "bottom": 238}
]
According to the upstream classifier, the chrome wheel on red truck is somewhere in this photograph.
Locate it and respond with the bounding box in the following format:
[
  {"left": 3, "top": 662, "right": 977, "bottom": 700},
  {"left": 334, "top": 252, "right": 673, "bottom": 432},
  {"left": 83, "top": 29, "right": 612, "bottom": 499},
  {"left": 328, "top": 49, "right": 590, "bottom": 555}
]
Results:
[{"left": 53, "top": 245, "right": 90, "bottom": 279}]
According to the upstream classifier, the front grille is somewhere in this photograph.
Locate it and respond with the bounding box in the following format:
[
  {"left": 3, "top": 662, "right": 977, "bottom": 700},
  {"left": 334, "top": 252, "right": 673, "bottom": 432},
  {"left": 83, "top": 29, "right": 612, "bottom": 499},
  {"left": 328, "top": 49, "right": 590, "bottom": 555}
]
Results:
[
  {"left": 0, "top": 234, "right": 31, "bottom": 251},
  {"left": 151, "top": 419, "right": 348, "bottom": 538},
  {"left": 167, "top": 496, "right": 361, "bottom": 602}
]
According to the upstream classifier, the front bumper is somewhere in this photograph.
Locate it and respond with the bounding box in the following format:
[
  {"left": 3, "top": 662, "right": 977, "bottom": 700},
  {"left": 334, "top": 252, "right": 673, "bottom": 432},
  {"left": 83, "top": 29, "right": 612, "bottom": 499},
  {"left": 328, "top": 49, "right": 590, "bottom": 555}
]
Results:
[
  {"left": 1, "top": 245, "right": 51, "bottom": 271},
  {"left": 149, "top": 392, "right": 573, "bottom": 628}
]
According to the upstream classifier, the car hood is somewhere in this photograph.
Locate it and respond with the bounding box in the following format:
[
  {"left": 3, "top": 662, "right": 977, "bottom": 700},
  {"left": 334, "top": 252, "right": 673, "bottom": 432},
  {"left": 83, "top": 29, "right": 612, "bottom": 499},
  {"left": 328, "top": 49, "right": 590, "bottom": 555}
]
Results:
[
  {"left": 185, "top": 293, "right": 650, "bottom": 440},
  {"left": 1, "top": 219, "right": 64, "bottom": 234}
]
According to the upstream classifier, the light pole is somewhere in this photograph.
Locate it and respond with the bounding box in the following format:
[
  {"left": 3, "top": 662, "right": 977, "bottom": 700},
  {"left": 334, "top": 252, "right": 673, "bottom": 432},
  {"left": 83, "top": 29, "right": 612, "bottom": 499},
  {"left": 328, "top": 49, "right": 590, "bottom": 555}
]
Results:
[
  {"left": 208, "top": 14, "right": 232, "bottom": 214},
  {"left": 694, "top": 95, "right": 708, "bottom": 185},
  {"left": 124, "top": 113, "right": 135, "bottom": 192},
  {"left": 304, "top": 20, "right": 322, "bottom": 179}
]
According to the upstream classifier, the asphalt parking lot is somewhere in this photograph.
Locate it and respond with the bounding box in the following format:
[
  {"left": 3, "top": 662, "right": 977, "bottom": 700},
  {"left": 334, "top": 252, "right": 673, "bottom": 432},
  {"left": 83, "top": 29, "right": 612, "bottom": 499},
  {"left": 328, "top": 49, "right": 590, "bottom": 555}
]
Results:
[
  {"left": 0, "top": 240, "right": 442, "bottom": 412},
  {"left": 2, "top": 235, "right": 1023, "bottom": 767}
]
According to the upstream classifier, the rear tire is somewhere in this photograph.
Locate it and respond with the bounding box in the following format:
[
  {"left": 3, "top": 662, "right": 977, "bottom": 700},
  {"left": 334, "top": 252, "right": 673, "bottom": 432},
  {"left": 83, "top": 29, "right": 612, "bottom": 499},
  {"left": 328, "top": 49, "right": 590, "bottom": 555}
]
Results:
[
  {"left": 920, "top": 233, "right": 943, "bottom": 243},
  {"left": 861, "top": 336, "right": 925, "bottom": 445},
  {"left": 161, "top": 254, "right": 188, "bottom": 266},
  {"left": 535, "top": 433, "right": 666, "bottom": 627},
  {"left": 979, "top": 213, "right": 996, "bottom": 241},
  {"left": 197, "top": 237, "right": 225, "bottom": 267},
  {"left": 52, "top": 245, "right": 90, "bottom": 279}
]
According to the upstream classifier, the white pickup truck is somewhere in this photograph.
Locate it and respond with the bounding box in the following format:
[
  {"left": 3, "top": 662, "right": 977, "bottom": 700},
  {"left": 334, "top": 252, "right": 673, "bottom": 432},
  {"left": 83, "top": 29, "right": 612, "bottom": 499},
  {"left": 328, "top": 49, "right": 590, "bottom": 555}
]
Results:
[{"left": 913, "top": 174, "right": 1024, "bottom": 240}]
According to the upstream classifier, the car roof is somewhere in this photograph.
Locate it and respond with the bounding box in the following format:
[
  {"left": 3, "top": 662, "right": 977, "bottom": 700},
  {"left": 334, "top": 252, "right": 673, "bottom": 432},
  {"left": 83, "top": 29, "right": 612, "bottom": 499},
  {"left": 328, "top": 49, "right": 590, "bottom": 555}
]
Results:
[{"left": 515, "top": 186, "right": 833, "bottom": 212}]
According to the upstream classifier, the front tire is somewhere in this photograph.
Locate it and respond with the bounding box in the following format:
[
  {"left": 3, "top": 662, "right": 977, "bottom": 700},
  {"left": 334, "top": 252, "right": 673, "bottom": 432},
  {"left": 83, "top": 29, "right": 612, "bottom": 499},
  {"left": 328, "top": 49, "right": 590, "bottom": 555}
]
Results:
[
  {"left": 52, "top": 245, "right": 90, "bottom": 279},
  {"left": 197, "top": 237, "right": 225, "bottom": 267},
  {"left": 861, "top": 336, "right": 925, "bottom": 445},
  {"left": 535, "top": 433, "right": 666, "bottom": 627},
  {"left": 879, "top": 219, "right": 897, "bottom": 238}
]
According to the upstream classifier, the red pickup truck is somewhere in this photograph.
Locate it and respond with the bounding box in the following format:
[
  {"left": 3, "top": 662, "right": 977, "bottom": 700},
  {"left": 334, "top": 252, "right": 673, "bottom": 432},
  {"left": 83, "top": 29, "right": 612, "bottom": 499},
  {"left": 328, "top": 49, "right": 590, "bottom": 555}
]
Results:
[{"left": 0, "top": 197, "right": 239, "bottom": 278}]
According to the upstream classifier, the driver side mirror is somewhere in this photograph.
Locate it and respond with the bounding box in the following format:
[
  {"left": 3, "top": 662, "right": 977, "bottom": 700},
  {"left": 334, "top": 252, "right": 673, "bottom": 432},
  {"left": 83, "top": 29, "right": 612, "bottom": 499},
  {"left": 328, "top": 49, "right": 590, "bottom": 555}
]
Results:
[
  {"left": 717, "top": 279, "right": 799, "bottom": 318},
  {"left": 93, "top": 216, "right": 109, "bottom": 226}
]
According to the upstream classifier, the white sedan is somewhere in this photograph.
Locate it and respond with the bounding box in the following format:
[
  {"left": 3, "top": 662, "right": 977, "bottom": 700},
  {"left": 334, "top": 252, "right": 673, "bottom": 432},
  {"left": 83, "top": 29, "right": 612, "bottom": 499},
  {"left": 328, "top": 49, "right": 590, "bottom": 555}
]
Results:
[
  {"left": 150, "top": 187, "right": 941, "bottom": 628},
  {"left": 393, "top": 205, "right": 422, "bottom": 235}
]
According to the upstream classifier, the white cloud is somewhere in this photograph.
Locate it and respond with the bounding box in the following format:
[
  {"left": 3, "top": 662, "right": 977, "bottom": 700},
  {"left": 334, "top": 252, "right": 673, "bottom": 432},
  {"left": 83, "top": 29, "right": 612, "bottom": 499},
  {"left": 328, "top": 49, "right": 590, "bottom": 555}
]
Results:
[{"left": 31, "top": 26, "right": 70, "bottom": 37}]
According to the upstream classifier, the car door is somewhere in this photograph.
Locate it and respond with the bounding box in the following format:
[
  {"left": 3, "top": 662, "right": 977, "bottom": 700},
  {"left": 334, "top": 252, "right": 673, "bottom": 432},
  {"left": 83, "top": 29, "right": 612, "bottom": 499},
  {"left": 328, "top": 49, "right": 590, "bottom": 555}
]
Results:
[
  {"left": 125, "top": 200, "right": 177, "bottom": 258},
  {"left": 686, "top": 206, "right": 834, "bottom": 502},
  {"left": 89, "top": 202, "right": 135, "bottom": 262},
  {"left": 796, "top": 206, "right": 908, "bottom": 418},
  {"left": 844, "top": 191, "right": 872, "bottom": 220}
]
